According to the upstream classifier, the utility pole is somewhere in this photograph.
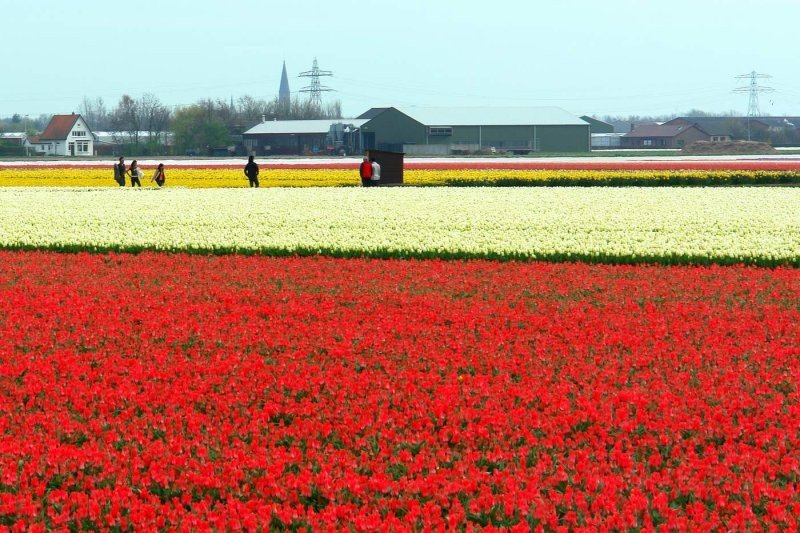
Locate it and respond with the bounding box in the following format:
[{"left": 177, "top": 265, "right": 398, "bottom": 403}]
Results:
[
  {"left": 734, "top": 71, "right": 774, "bottom": 140},
  {"left": 298, "top": 58, "right": 333, "bottom": 109}
]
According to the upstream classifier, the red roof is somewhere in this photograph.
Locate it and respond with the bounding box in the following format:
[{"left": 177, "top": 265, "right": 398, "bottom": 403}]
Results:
[{"left": 39, "top": 114, "right": 81, "bottom": 140}]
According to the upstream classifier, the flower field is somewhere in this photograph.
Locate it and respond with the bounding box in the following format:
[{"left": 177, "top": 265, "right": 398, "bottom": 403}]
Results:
[
  {"left": 1, "top": 165, "right": 800, "bottom": 187},
  {"left": 1, "top": 156, "right": 799, "bottom": 530},
  {"left": 1, "top": 252, "right": 799, "bottom": 530},
  {"left": 1, "top": 187, "right": 799, "bottom": 266}
]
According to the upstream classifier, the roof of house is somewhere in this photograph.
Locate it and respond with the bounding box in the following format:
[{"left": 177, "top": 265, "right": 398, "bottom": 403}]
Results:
[
  {"left": 624, "top": 124, "right": 707, "bottom": 138},
  {"left": 243, "top": 119, "right": 368, "bottom": 135},
  {"left": 754, "top": 117, "right": 800, "bottom": 128},
  {"left": 664, "top": 117, "right": 771, "bottom": 135},
  {"left": 390, "top": 106, "right": 588, "bottom": 127},
  {"left": 39, "top": 114, "right": 81, "bottom": 140}
]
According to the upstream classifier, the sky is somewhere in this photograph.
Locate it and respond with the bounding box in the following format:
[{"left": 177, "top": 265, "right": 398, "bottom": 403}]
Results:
[{"left": 2, "top": 0, "right": 800, "bottom": 120}]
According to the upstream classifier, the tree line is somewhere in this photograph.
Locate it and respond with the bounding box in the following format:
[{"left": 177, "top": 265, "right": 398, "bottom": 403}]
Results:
[{"left": 0, "top": 94, "right": 342, "bottom": 155}]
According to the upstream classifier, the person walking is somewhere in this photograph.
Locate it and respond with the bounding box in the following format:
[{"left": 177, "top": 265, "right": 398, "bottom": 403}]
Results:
[
  {"left": 359, "top": 156, "right": 373, "bottom": 187},
  {"left": 115, "top": 156, "right": 126, "bottom": 187},
  {"left": 127, "top": 160, "right": 142, "bottom": 187},
  {"left": 370, "top": 157, "right": 381, "bottom": 186},
  {"left": 151, "top": 163, "right": 166, "bottom": 188},
  {"left": 244, "top": 155, "right": 260, "bottom": 188}
]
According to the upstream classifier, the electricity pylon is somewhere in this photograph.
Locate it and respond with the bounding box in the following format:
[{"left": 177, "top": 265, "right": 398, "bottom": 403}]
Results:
[
  {"left": 299, "top": 58, "right": 333, "bottom": 108},
  {"left": 734, "top": 71, "right": 773, "bottom": 117}
]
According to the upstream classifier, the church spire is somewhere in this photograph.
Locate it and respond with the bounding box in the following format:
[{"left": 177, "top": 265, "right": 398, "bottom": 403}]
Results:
[{"left": 279, "top": 61, "right": 291, "bottom": 108}]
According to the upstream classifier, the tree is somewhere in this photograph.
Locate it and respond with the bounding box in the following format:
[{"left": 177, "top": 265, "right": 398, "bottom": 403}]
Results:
[
  {"left": 79, "top": 97, "right": 111, "bottom": 130},
  {"left": 138, "top": 93, "right": 171, "bottom": 151},
  {"left": 111, "top": 95, "right": 140, "bottom": 146},
  {"left": 172, "top": 104, "right": 229, "bottom": 154},
  {"left": 237, "top": 95, "right": 271, "bottom": 128}
]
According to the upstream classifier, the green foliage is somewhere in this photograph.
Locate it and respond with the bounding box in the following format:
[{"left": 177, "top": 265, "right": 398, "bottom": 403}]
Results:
[{"left": 172, "top": 105, "right": 230, "bottom": 153}]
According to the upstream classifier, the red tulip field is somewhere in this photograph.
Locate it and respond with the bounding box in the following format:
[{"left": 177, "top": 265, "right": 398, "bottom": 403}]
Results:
[{"left": 1, "top": 251, "right": 798, "bottom": 530}]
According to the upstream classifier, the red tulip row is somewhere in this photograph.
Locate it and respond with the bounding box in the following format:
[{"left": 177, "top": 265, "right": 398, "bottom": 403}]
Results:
[{"left": 1, "top": 251, "right": 798, "bottom": 530}]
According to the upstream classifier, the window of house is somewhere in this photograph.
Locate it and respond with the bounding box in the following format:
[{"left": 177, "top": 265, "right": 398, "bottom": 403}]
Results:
[
  {"left": 643, "top": 139, "right": 653, "bottom": 146},
  {"left": 73, "top": 130, "right": 86, "bottom": 137}
]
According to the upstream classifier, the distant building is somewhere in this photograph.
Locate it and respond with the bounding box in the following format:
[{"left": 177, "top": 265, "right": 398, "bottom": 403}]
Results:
[
  {"left": 591, "top": 133, "right": 625, "bottom": 149},
  {"left": 279, "top": 61, "right": 291, "bottom": 109},
  {"left": 0, "top": 132, "right": 35, "bottom": 156},
  {"left": 356, "top": 106, "right": 590, "bottom": 154},
  {"left": 243, "top": 118, "right": 367, "bottom": 155},
  {"left": 580, "top": 115, "right": 614, "bottom": 134},
  {"left": 242, "top": 106, "right": 592, "bottom": 156},
  {"left": 0, "top": 132, "right": 29, "bottom": 145},
  {"left": 663, "top": 117, "right": 769, "bottom": 142},
  {"left": 621, "top": 123, "right": 709, "bottom": 149},
  {"left": 92, "top": 131, "right": 174, "bottom": 155},
  {"left": 32, "top": 113, "right": 95, "bottom": 156}
]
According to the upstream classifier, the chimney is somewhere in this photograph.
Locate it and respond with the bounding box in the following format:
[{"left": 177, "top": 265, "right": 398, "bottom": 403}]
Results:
[
  {"left": 630, "top": 123, "right": 635, "bottom": 132},
  {"left": 261, "top": 114, "right": 266, "bottom": 123}
]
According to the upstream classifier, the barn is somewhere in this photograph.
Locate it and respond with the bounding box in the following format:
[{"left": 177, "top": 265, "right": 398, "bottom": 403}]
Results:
[
  {"left": 242, "top": 119, "right": 367, "bottom": 156},
  {"left": 357, "top": 106, "right": 590, "bottom": 154}
]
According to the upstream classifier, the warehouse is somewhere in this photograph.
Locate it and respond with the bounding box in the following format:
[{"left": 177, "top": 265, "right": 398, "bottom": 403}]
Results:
[
  {"left": 357, "top": 106, "right": 590, "bottom": 154},
  {"left": 243, "top": 118, "right": 367, "bottom": 155}
]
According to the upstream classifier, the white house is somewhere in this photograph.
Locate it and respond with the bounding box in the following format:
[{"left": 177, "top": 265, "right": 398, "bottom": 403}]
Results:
[{"left": 33, "top": 113, "right": 95, "bottom": 156}]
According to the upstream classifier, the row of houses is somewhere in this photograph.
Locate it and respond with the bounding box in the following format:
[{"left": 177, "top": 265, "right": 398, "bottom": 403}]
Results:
[
  {"left": 592, "top": 116, "right": 800, "bottom": 149},
  {"left": 5, "top": 111, "right": 799, "bottom": 157},
  {"left": 3, "top": 107, "right": 599, "bottom": 157}
]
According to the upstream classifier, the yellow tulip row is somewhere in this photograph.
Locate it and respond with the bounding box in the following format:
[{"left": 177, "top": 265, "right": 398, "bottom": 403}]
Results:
[{"left": 0, "top": 167, "right": 797, "bottom": 187}]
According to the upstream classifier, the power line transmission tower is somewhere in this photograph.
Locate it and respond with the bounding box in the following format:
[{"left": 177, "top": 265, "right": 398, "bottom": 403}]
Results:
[
  {"left": 734, "top": 70, "right": 773, "bottom": 117},
  {"left": 734, "top": 71, "right": 774, "bottom": 141},
  {"left": 298, "top": 58, "right": 333, "bottom": 108}
]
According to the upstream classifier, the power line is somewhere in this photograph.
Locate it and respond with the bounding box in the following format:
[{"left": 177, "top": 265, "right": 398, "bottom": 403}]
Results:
[
  {"left": 734, "top": 70, "right": 774, "bottom": 117},
  {"left": 298, "top": 58, "right": 333, "bottom": 108}
]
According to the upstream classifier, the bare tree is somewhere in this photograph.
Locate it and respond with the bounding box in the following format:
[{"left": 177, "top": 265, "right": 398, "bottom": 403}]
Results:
[
  {"left": 138, "top": 93, "right": 171, "bottom": 147},
  {"left": 237, "top": 95, "right": 268, "bottom": 125},
  {"left": 111, "top": 95, "right": 140, "bottom": 145},
  {"left": 79, "top": 96, "right": 110, "bottom": 130}
]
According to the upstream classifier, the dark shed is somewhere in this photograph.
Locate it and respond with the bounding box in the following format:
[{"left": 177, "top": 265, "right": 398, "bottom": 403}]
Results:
[{"left": 367, "top": 149, "right": 404, "bottom": 185}]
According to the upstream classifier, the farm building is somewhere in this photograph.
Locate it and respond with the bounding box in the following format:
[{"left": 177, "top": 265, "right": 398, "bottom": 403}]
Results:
[
  {"left": 591, "top": 133, "right": 625, "bottom": 149},
  {"left": 580, "top": 115, "right": 615, "bottom": 134},
  {"left": 664, "top": 116, "right": 800, "bottom": 145},
  {"left": 662, "top": 117, "right": 770, "bottom": 142},
  {"left": 621, "top": 123, "right": 709, "bottom": 149},
  {"left": 357, "top": 107, "right": 590, "bottom": 154},
  {"left": 242, "top": 107, "right": 591, "bottom": 156},
  {"left": 243, "top": 119, "right": 367, "bottom": 155}
]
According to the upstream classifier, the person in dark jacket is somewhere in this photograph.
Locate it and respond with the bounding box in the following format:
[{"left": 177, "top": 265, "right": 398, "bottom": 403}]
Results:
[
  {"left": 115, "top": 156, "right": 126, "bottom": 187},
  {"left": 359, "top": 156, "right": 373, "bottom": 187},
  {"left": 244, "top": 155, "right": 260, "bottom": 188}
]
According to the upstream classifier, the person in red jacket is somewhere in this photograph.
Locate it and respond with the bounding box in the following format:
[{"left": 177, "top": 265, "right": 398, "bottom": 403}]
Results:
[{"left": 359, "top": 156, "right": 373, "bottom": 187}]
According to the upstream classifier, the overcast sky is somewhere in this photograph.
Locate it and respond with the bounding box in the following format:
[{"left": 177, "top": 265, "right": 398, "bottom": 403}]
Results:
[{"left": 3, "top": 0, "right": 800, "bottom": 119}]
